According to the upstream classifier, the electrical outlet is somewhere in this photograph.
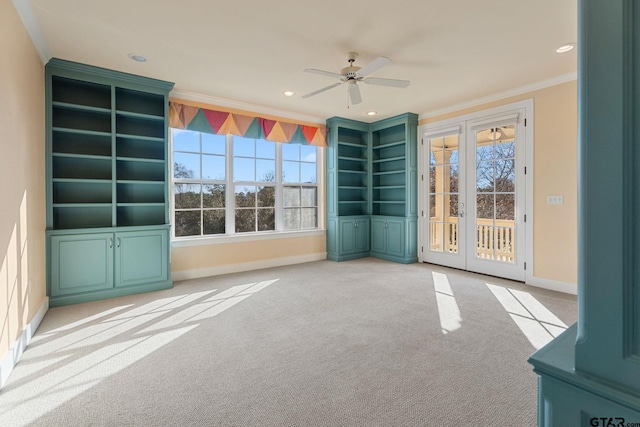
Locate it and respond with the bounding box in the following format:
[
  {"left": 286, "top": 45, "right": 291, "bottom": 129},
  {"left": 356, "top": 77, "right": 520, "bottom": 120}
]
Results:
[{"left": 547, "top": 195, "right": 564, "bottom": 205}]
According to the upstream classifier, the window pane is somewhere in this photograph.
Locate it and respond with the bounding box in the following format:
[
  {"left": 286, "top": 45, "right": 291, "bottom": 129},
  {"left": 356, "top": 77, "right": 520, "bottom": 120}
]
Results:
[
  {"left": 174, "top": 153, "right": 200, "bottom": 179},
  {"left": 235, "top": 209, "right": 255, "bottom": 233},
  {"left": 203, "top": 184, "right": 225, "bottom": 208},
  {"left": 234, "top": 157, "right": 255, "bottom": 181},
  {"left": 203, "top": 210, "right": 225, "bottom": 235},
  {"left": 300, "top": 145, "right": 317, "bottom": 162},
  {"left": 284, "top": 187, "right": 301, "bottom": 207},
  {"left": 175, "top": 183, "right": 200, "bottom": 209},
  {"left": 300, "top": 162, "right": 316, "bottom": 183},
  {"left": 256, "top": 159, "right": 276, "bottom": 182},
  {"left": 233, "top": 137, "right": 255, "bottom": 157},
  {"left": 257, "top": 186, "right": 275, "bottom": 207},
  {"left": 301, "top": 207, "right": 317, "bottom": 228},
  {"left": 175, "top": 211, "right": 201, "bottom": 237},
  {"left": 476, "top": 144, "right": 493, "bottom": 162},
  {"left": 202, "top": 154, "right": 225, "bottom": 180},
  {"left": 301, "top": 187, "right": 317, "bottom": 207},
  {"left": 256, "top": 139, "right": 275, "bottom": 159},
  {"left": 235, "top": 185, "right": 255, "bottom": 207},
  {"left": 284, "top": 208, "right": 300, "bottom": 230},
  {"left": 202, "top": 133, "right": 225, "bottom": 155},
  {"left": 282, "top": 143, "right": 299, "bottom": 161},
  {"left": 258, "top": 208, "right": 275, "bottom": 231},
  {"left": 283, "top": 161, "right": 300, "bottom": 183},
  {"left": 173, "top": 129, "right": 200, "bottom": 152}
]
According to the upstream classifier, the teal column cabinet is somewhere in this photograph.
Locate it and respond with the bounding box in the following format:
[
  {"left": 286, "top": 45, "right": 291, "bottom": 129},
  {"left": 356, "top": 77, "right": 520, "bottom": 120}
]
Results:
[
  {"left": 528, "top": 1, "right": 640, "bottom": 424},
  {"left": 326, "top": 113, "right": 417, "bottom": 263},
  {"left": 45, "top": 58, "right": 174, "bottom": 306},
  {"left": 369, "top": 113, "right": 418, "bottom": 264},
  {"left": 326, "top": 117, "right": 371, "bottom": 261}
]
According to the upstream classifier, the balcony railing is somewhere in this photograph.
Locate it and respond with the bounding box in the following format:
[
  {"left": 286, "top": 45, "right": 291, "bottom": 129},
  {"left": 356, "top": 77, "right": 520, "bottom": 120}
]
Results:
[{"left": 429, "top": 217, "right": 515, "bottom": 263}]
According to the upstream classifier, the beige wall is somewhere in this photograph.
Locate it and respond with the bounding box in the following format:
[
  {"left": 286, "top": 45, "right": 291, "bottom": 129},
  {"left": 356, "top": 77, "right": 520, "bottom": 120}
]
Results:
[
  {"left": 421, "top": 80, "right": 578, "bottom": 284},
  {"left": 171, "top": 234, "right": 326, "bottom": 275},
  {"left": 0, "top": 0, "right": 46, "bottom": 358}
]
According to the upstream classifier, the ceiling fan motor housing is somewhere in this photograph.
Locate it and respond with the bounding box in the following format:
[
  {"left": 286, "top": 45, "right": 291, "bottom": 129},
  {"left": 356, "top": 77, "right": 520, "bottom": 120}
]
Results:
[{"left": 341, "top": 66, "right": 361, "bottom": 80}]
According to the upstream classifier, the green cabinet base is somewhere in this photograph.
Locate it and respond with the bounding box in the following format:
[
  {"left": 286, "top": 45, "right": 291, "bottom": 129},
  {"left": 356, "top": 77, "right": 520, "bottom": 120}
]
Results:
[
  {"left": 370, "top": 215, "right": 417, "bottom": 264},
  {"left": 48, "top": 226, "right": 172, "bottom": 307},
  {"left": 326, "top": 216, "right": 370, "bottom": 261}
]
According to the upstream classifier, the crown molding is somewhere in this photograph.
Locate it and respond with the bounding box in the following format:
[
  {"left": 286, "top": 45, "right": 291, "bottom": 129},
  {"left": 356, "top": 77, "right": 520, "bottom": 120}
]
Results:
[
  {"left": 12, "top": 0, "right": 50, "bottom": 64},
  {"left": 420, "top": 72, "right": 577, "bottom": 120}
]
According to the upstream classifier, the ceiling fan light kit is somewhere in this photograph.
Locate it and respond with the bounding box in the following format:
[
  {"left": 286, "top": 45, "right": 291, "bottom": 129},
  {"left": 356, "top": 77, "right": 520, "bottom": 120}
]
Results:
[{"left": 302, "top": 52, "right": 410, "bottom": 106}]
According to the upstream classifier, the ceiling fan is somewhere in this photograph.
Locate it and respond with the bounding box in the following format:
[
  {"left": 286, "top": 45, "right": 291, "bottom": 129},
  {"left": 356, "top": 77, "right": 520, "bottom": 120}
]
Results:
[{"left": 302, "top": 52, "right": 410, "bottom": 105}]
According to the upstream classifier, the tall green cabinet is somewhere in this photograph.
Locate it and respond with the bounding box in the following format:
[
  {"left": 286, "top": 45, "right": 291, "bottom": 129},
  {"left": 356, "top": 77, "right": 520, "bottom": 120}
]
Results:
[
  {"left": 45, "top": 58, "right": 174, "bottom": 306},
  {"left": 326, "top": 113, "right": 418, "bottom": 264}
]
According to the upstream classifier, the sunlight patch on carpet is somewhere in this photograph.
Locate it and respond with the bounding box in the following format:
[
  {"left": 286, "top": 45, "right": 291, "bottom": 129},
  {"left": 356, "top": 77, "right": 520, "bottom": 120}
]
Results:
[
  {"left": 432, "top": 272, "right": 462, "bottom": 334},
  {"left": 486, "top": 284, "right": 567, "bottom": 349}
]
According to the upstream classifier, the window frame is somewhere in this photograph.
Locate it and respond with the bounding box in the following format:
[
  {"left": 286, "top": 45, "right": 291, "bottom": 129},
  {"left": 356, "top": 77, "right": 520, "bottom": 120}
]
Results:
[{"left": 170, "top": 130, "right": 324, "bottom": 242}]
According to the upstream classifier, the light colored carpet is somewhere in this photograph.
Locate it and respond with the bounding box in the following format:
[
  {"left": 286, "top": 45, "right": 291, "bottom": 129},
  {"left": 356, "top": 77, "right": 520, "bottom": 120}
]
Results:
[{"left": 0, "top": 258, "right": 577, "bottom": 426}]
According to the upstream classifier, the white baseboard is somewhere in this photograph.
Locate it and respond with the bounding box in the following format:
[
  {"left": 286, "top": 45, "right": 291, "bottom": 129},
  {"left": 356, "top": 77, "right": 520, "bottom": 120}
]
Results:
[
  {"left": 0, "top": 297, "right": 49, "bottom": 390},
  {"left": 526, "top": 276, "right": 577, "bottom": 295},
  {"left": 171, "top": 252, "right": 327, "bottom": 282}
]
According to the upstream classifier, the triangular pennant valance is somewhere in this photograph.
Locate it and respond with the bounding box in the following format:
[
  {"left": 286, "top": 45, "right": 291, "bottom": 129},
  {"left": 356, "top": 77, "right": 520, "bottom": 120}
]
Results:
[{"left": 169, "top": 101, "right": 327, "bottom": 146}]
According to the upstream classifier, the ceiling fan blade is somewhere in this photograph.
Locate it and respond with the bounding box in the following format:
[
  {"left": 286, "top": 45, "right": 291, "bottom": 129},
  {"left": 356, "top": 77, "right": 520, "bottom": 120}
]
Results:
[
  {"left": 357, "top": 56, "right": 392, "bottom": 77},
  {"left": 303, "top": 68, "right": 343, "bottom": 79},
  {"left": 302, "top": 82, "right": 342, "bottom": 98},
  {"left": 348, "top": 82, "right": 363, "bottom": 105},
  {"left": 364, "top": 77, "right": 410, "bottom": 88}
]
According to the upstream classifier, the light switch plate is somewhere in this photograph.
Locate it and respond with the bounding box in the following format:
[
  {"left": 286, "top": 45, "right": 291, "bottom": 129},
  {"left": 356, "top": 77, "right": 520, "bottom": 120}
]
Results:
[{"left": 547, "top": 195, "right": 564, "bottom": 205}]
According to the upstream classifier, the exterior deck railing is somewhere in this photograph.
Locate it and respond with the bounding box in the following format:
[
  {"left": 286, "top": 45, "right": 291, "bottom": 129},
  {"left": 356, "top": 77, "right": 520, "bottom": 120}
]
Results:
[{"left": 429, "top": 217, "right": 515, "bottom": 262}]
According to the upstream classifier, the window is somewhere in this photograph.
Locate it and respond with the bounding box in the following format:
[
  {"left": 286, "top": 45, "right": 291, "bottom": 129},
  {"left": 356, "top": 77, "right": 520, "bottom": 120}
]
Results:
[
  {"left": 172, "top": 129, "right": 319, "bottom": 238},
  {"left": 282, "top": 144, "right": 318, "bottom": 230}
]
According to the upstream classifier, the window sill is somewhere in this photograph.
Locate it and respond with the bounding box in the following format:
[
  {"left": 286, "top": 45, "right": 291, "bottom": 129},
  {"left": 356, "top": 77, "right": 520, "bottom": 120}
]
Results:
[{"left": 171, "top": 229, "right": 326, "bottom": 248}]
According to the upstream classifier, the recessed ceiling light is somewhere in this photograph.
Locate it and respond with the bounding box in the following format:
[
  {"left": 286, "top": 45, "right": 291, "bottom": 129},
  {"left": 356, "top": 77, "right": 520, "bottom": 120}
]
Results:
[
  {"left": 366, "top": 111, "right": 377, "bottom": 116},
  {"left": 555, "top": 43, "right": 576, "bottom": 54},
  {"left": 128, "top": 53, "right": 148, "bottom": 62},
  {"left": 283, "top": 91, "right": 295, "bottom": 97}
]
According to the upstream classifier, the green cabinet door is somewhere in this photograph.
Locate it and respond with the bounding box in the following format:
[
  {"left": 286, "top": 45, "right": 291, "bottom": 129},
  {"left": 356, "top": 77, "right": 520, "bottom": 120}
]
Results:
[
  {"left": 355, "top": 217, "right": 370, "bottom": 253},
  {"left": 386, "top": 218, "right": 405, "bottom": 258},
  {"left": 50, "top": 233, "right": 114, "bottom": 296},
  {"left": 370, "top": 217, "right": 387, "bottom": 253},
  {"left": 115, "top": 229, "right": 168, "bottom": 287},
  {"left": 339, "top": 219, "right": 357, "bottom": 254}
]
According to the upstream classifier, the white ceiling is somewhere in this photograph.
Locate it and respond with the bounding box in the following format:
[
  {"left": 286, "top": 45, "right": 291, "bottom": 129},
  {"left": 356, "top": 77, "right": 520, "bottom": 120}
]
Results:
[{"left": 19, "top": 0, "right": 577, "bottom": 123}]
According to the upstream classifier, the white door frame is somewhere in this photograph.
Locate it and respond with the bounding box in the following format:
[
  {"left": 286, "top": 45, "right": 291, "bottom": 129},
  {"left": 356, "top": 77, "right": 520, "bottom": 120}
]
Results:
[{"left": 417, "top": 99, "right": 534, "bottom": 283}]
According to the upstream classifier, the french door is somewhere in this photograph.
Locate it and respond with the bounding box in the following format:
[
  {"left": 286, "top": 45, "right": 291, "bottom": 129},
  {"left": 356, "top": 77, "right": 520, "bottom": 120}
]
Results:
[{"left": 421, "top": 107, "right": 528, "bottom": 282}]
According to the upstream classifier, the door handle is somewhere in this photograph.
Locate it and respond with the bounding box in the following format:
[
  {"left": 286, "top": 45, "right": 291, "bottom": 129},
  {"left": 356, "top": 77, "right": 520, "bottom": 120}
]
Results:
[
  {"left": 109, "top": 237, "right": 113, "bottom": 248},
  {"left": 459, "top": 203, "right": 465, "bottom": 218},
  {"left": 117, "top": 237, "right": 121, "bottom": 248}
]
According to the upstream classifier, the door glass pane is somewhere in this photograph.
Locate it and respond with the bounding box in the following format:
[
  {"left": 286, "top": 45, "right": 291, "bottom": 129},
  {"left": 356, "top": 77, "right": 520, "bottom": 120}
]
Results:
[
  {"left": 496, "top": 193, "right": 515, "bottom": 220},
  {"left": 449, "top": 165, "right": 459, "bottom": 193},
  {"left": 430, "top": 222, "right": 443, "bottom": 252},
  {"left": 429, "top": 134, "right": 459, "bottom": 254},
  {"left": 475, "top": 126, "right": 515, "bottom": 264},
  {"left": 495, "top": 159, "right": 515, "bottom": 192},
  {"left": 476, "top": 161, "right": 493, "bottom": 192}
]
